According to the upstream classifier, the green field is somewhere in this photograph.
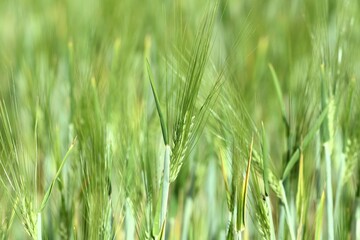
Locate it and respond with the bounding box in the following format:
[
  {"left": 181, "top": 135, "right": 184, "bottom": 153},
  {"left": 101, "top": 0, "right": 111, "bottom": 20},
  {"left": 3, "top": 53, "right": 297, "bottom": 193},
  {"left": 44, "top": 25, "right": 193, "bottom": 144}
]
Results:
[{"left": 0, "top": 0, "right": 359, "bottom": 239}]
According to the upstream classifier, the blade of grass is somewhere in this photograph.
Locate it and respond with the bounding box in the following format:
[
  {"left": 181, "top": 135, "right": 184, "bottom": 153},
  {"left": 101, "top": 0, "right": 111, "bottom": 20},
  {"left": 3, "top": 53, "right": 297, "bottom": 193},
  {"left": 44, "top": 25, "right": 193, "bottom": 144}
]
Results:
[
  {"left": 261, "top": 123, "right": 269, "bottom": 196},
  {"left": 268, "top": 64, "right": 289, "bottom": 129},
  {"left": 218, "top": 145, "right": 231, "bottom": 208},
  {"left": 39, "top": 137, "right": 77, "bottom": 212},
  {"left": 147, "top": 60, "right": 169, "bottom": 145},
  {"left": 296, "top": 151, "right": 304, "bottom": 239},
  {"left": 236, "top": 136, "right": 253, "bottom": 232},
  {"left": 315, "top": 190, "right": 326, "bottom": 240},
  {"left": 282, "top": 104, "right": 329, "bottom": 179}
]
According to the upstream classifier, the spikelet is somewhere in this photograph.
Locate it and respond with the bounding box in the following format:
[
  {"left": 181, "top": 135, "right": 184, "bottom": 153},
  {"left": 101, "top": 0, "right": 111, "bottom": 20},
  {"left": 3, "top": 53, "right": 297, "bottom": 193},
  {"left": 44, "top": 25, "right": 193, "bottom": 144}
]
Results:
[
  {"left": 170, "top": 111, "right": 196, "bottom": 182},
  {"left": 267, "top": 172, "right": 282, "bottom": 200},
  {"left": 343, "top": 138, "right": 359, "bottom": 184}
]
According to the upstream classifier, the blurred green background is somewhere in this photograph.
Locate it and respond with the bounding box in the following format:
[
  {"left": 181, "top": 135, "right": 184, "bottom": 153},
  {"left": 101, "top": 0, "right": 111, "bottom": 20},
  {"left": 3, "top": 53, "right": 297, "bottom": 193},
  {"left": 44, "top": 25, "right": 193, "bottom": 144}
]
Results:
[{"left": 0, "top": 0, "right": 359, "bottom": 239}]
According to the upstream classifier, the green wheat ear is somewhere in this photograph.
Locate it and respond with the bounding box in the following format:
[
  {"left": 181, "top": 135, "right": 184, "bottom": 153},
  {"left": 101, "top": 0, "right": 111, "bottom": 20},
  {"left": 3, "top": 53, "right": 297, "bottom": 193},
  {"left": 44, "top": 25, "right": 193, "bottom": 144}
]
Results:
[{"left": 169, "top": 2, "right": 220, "bottom": 182}]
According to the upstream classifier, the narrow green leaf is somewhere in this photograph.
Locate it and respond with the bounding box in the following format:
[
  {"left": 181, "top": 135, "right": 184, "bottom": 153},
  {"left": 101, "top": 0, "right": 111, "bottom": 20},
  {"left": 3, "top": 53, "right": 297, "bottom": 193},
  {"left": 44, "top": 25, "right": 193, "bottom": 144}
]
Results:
[
  {"left": 237, "top": 136, "right": 253, "bottom": 231},
  {"left": 282, "top": 104, "right": 329, "bottom": 179},
  {"left": 320, "top": 64, "right": 330, "bottom": 143},
  {"left": 39, "top": 137, "right": 77, "bottom": 212},
  {"left": 261, "top": 123, "right": 269, "bottom": 196},
  {"left": 315, "top": 190, "right": 326, "bottom": 240},
  {"left": 219, "top": 146, "right": 231, "bottom": 209},
  {"left": 268, "top": 64, "right": 288, "bottom": 128},
  {"left": 146, "top": 60, "right": 169, "bottom": 145},
  {"left": 296, "top": 151, "right": 305, "bottom": 239}
]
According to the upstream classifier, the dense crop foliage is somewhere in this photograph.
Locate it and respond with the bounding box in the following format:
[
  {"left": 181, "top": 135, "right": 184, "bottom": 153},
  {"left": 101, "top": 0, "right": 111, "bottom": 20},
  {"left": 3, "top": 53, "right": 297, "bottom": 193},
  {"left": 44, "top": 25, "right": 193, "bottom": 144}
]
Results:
[{"left": 0, "top": 0, "right": 359, "bottom": 239}]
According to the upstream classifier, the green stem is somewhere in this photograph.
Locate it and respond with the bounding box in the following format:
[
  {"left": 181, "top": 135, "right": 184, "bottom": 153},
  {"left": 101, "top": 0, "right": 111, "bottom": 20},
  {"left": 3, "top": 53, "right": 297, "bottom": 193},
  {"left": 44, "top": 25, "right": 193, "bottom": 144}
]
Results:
[
  {"left": 37, "top": 213, "right": 42, "bottom": 240},
  {"left": 160, "top": 145, "right": 171, "bottom": 231},
  {"left": 125, "top": 198, "right": 135, "bottom": 240},
  {"left": 181, "top": 197, "right": 193, "bottom": 240},
  {"left": 355, "top": 197, "right": 360, "bottom": 239},
  {"left": 280, "top": 183, "right": 295, "bottom": 240},
  {"left": 324, "top": 143, "right": 334, "bottom": 240},
  {"left": 334, "top": 153, "right": 345, "bottom": 220},
  {"left": 266, "top": 197, "right": 276, "bottom": 240},
  {"left": 278, "top": 205, "right": 285, "bottom": 240}
]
